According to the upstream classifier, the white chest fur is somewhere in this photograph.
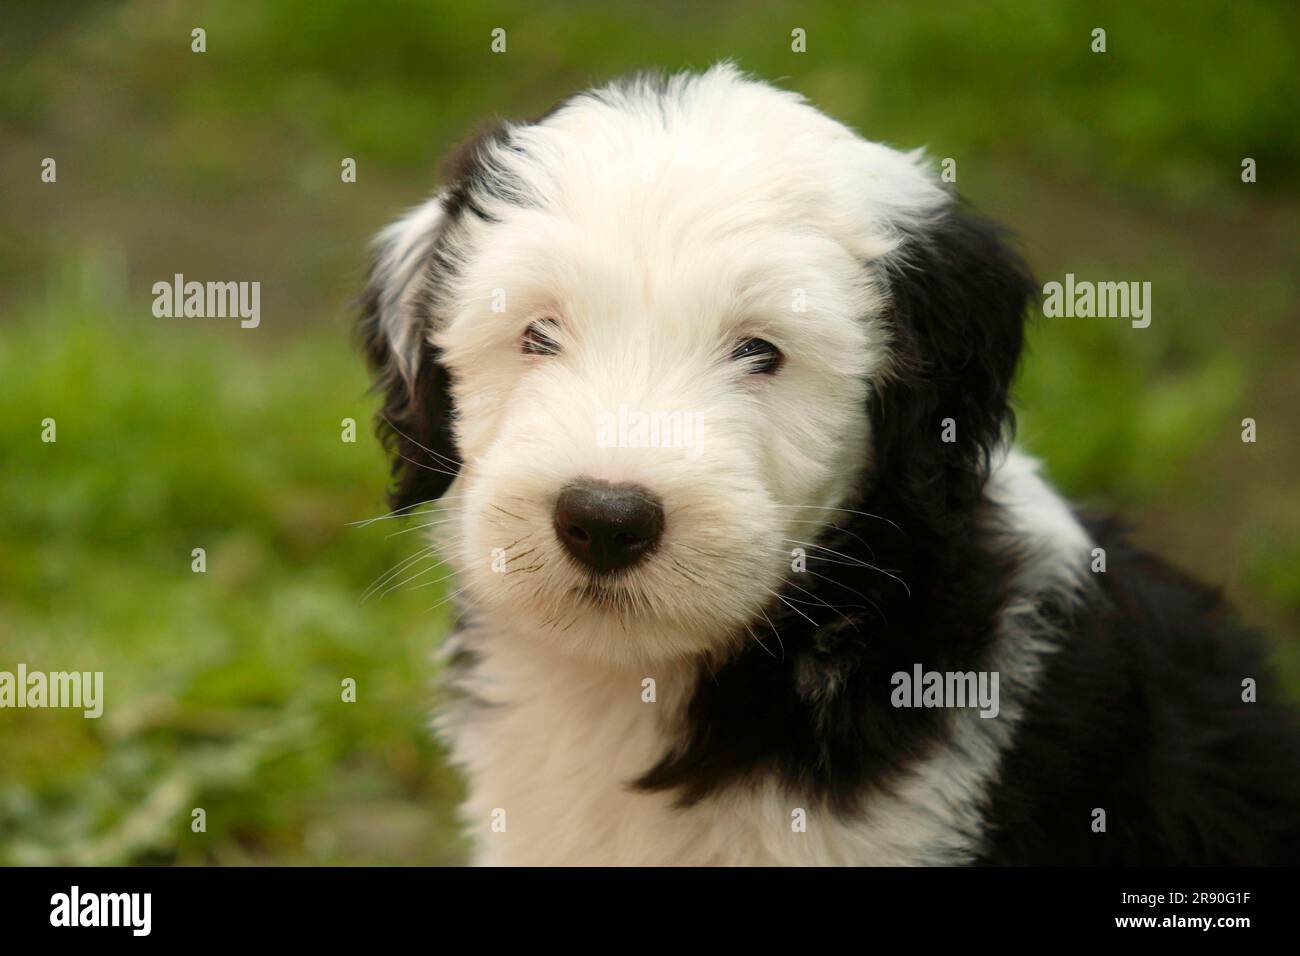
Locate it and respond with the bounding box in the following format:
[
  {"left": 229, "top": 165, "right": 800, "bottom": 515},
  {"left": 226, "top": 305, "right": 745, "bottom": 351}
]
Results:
[
  {"left": 442, "top": 633, "right": 865, "bottom": 865},
  {"left": 440, "top": 625, "right": 1031, "bottom": 866}
]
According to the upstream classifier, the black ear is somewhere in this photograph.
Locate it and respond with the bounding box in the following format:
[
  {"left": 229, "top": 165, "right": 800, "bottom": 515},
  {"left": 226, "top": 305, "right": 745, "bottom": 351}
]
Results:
[
  {"left": 356, "top": 188, "right": 463, "bottom": 512},
  {"left": 357, "top": 281, "right": 460, "bottom": 512},
  {"left": 357, "top": 123, "right": 518, "bottom": 512},
  {"left": 869, "top": 204, "right": 1036, "bottom": 532}
]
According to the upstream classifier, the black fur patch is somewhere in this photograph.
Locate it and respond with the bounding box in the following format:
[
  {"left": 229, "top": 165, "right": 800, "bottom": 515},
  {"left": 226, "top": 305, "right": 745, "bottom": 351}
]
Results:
[
  {"left": 870, "top": 204, "right": 1036, "bottom": 534},
  {"left": 439, "top": 120, "right": 516, "bottom": 224},
  {"left": 358, "top": 319, "right": 460, "bottom": 512},
  {"left": 975, "top": 516, "right": 1300, "bottom": 865}
]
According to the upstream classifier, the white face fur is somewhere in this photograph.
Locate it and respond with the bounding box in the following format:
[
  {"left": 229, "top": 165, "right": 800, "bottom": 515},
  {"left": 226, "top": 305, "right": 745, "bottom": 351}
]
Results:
[{"left": 369, "top": 65, "right": 952, "bottom": 669}]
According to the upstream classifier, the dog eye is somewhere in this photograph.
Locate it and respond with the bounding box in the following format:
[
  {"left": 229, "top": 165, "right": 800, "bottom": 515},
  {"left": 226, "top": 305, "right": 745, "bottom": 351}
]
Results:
[
  {"left": 521, "top": 320, "right": 561, "bottom": 356},
  {"left": 730, "top": 337, "right": 782, "bottom": 374}
]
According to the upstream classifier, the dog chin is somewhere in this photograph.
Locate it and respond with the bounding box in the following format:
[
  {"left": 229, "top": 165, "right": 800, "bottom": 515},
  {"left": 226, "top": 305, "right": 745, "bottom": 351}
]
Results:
[{"left": 468, "top": 564, "right": 754, "bottom": 667}]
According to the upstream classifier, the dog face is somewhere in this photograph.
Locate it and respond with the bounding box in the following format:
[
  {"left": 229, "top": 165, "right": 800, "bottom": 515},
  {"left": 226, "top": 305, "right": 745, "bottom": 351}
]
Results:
[{"left": 360, "top": 66, "right": 1033, "bottom": 667}]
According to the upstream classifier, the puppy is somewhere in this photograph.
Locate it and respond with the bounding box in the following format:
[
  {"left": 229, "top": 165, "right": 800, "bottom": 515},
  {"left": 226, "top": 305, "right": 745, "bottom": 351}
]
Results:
[{"left": 358, "top": 65, "right": 1300, "bottom": 865}]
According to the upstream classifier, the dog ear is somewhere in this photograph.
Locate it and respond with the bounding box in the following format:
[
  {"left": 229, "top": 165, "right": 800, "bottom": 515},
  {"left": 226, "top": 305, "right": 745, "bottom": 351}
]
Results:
[
  {"left": 869, "top": 204, "right": 1036, "bottom": 532},
  {"left": 357, "top": 195, "right": 461, "bottom": 513},
  {"left": 357, "top": 123, "right": 518, "bottom": 513}
]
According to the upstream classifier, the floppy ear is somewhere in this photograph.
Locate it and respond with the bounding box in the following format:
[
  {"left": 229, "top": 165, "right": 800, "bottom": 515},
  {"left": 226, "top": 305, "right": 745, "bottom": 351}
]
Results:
[
  {"left": 357, "top": 195, "right": 461, "bottom": 512},
  {"left": 357, "top": 121, "right": 521, "bottom": 511},
  {"left": 869, "top": 204, "right": 1036, "bottom": 532}
]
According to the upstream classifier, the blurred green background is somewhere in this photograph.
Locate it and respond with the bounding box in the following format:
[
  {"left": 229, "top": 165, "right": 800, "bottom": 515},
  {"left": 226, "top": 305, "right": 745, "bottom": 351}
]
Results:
[{"left": 1, "top": 0, "right": 1296, "bottom": 865}]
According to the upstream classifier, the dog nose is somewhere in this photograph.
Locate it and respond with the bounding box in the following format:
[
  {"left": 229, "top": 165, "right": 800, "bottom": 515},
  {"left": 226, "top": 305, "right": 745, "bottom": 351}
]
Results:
[{"left": 553, "top": 480, "right": 665, "bottom": 574}]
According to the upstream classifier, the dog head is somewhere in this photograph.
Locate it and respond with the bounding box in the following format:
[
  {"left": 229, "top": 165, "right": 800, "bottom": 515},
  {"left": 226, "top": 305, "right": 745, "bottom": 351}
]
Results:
[{"left": 359, "top": 65, "right": 1033, "bottom": 667}]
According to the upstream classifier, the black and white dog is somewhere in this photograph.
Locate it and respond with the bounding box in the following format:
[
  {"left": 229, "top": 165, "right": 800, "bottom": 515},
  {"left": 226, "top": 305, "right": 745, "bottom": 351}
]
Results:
[{"left": 358, "top": 66, "right": 1300, "bottom": 865}]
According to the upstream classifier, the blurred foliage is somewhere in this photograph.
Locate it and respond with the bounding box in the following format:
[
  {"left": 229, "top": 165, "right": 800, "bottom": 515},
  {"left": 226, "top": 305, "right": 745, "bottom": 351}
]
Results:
[
  {"left": 0, "top": 0, "right": 1297, "bottom": 864},
  {"left": 0, "top": 257, "right": 467, "bottom": 864},
  {"left": 4, "top": 0, "right": 1296, "bottom": 198}
]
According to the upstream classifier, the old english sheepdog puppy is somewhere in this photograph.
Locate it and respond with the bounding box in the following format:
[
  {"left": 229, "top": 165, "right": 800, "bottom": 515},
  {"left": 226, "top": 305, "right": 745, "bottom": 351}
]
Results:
[{"left": 358, "top": 65, "right": 1300, "bottom": 865}]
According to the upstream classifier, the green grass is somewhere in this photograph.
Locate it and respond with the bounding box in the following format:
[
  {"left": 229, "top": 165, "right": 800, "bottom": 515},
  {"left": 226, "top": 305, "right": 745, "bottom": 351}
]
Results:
[{"left": 0, "top": 261, "right": 466, "bottom": 864}]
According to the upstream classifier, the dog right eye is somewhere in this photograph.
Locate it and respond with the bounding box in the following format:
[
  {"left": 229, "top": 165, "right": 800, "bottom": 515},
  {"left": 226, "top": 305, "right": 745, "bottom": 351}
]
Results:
[
  {"left": 521, "top": 320, "right": 561, "bottom": 356},
  {"left": 730, "top": 337, "right": 782, "bottom": 374}
]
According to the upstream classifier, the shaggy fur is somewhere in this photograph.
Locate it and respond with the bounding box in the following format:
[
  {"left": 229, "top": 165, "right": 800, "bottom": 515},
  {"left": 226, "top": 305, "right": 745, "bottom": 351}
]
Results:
[{"left": 357, "top": 65, "right": 1300, "bottom": 865}]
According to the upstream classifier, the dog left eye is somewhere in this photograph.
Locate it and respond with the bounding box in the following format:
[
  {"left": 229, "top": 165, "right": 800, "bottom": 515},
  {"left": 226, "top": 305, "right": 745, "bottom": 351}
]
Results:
[
  {"left": 730, "top": 337, "right": 782, "bottom": 374},
  {"left": 521, "top": 320, "right": 561, "bottom": 356}
]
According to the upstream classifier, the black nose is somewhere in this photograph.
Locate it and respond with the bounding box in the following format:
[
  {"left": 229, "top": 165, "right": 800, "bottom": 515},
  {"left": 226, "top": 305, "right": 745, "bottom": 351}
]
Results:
[{"left": 553, "top": 480, "right": 665, "bottom": 574}]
